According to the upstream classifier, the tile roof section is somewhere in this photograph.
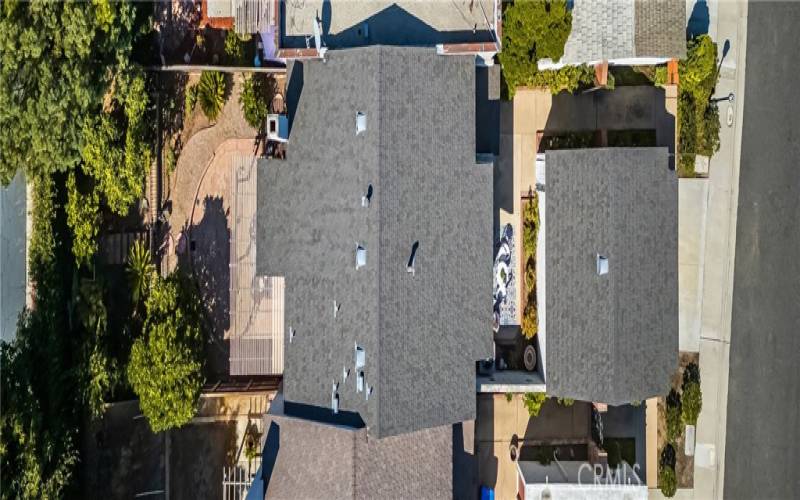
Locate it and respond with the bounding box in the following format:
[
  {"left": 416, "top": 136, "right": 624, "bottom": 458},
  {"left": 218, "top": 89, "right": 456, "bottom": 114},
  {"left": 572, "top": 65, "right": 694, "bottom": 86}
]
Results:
[
  {"left": 544, "top": 148, "right": 678, "bottom": 405},
  {"left": 257, "top": 46, "right": 493, "bottom": 438}
]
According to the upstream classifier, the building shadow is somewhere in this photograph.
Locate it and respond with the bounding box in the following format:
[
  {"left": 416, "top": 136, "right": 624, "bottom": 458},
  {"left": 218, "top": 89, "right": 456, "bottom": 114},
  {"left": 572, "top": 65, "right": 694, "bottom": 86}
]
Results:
[
  {"left": 475, "top": 394, "right": 498, "bottom": 498},
  {"left": 543, "top": 86, "right": 676, "bottom": 169},
  {"left": 286, "top": 61, "right": 304, "bottom": 136},
  {"left": 687, "top": 0, "right": 710, "bottom": 40},
  {"left": 180, "top": 195, "right": 231, "bottom": 377},
  {"left": 261, "top": 422, "right": 280, "bottom": 492},
  {"left": 281, "top": 3, "right": 494, "bottom": 49},
  {"left": 493, "top": 100, "right": 514, "bottom": 239}
]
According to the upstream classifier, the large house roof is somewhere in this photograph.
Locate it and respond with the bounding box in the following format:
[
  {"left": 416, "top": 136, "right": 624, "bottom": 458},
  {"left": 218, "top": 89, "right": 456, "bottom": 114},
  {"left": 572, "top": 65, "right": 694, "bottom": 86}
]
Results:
[
  {"left": 559, "top": 0, "right": 686, "bottom": 64},
  {"left": 256, "top": 46, "right": 493, "bottom": 438},
  {"left": 544, "top": 148, "right": 678, "bottom": 405},
  {"left": 260, "top": 414, "right": 454, "bottom": 499}
]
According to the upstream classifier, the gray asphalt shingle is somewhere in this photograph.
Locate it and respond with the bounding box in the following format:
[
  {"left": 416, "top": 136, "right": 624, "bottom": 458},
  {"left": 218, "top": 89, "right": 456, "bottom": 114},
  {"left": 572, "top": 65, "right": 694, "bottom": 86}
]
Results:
[
  {"left": 261, "top": 414, "right": 453, "bottom": 500},
  {"left": 257, "top": 46, "right": 493, "bottom": 438},
  {"left": 561, "top": 0, "right": 686, "bottom": 64},
  {"left": 544, "top": 148, "right": 678, "bottom": 405}
]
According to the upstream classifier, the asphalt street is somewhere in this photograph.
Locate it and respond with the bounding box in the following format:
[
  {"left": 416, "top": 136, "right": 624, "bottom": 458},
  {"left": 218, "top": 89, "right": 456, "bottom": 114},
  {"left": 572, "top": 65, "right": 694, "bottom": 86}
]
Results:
[{"left": 725, "top": 2, "right": 800, "bottom": 499}]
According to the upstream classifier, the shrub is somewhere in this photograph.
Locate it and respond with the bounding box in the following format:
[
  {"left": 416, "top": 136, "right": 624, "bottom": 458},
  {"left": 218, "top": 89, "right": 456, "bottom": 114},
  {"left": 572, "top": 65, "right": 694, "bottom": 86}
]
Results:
[
  {"left": 557, "top": 397, "right": 574, "bottom": 407},
  {"left": 666, "top": 389, "right": 682, "bottom": 443},
  {"left": 521, "top": 195, "right": 539, "bottom": 339},
  {"left": 683, "top": 362, "right": 701, "bottom": 387},
  {"left": 499, "top": 0, "right": 583, "bottom": 97},
  {"left": 506, "top": 392, "right": 514, "bottom": 403},
  {"left": 239, "top": 74, "right": 274, "bottom": 129},
  {"left": 185, "top": 83, "right": 198, "bottom": 117},
  {"left": 198, "top": 71, "right": 227, "bottom": 121},
  {"left": 659, "top": 464, "right": 677, "bottom": 497},
  {"left": 681, "top": 381, "right": 702, "bottom": 426},
  {"left": 523, "top": 392, "right": 548, "bottom": 418},
  {"left": 224, "top": 32, "right": 246, "bottom": 65}
]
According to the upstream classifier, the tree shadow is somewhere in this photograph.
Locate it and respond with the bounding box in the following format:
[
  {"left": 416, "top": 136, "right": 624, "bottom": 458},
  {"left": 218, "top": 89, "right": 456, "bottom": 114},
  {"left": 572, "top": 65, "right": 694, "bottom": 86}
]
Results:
[
  {"left": 686, "top": 0, "right": 710, "bottom": 40},
  {"left": 180, "top": 195, "right": 231, "bottom": 377}
]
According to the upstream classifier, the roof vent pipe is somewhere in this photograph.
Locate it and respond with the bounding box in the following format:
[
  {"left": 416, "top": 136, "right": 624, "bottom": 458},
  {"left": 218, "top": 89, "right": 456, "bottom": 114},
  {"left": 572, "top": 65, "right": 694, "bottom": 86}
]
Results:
[
  {"left": 407, "top": 241, "right": 419, "bottom": 274},
  {"left": 356, "top": 112, "right": 367, "bottom": 135},
  {"left": 361, "top": 184, "right": 373, "bottom": 207},
  {"left": 597, "top": 254, "right": 609, "bottom": 275}
]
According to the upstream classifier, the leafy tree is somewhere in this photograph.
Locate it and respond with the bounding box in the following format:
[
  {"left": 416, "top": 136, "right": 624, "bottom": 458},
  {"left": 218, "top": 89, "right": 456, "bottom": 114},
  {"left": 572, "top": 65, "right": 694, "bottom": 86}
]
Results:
[
  {"left": 127, "top": 240, "right": 156, "bottom": 309},
  {"left": 73, "top": 277, "right": 117, "bottom": 418},
  {"left": 198, "top": 71, "right": 228, "bottom": 121},
  {"left": 0, "top": 0, "right": 142, "bottom": 183},
  {"left": 127, "top": 273, "right": 205, "bottom": 432},
  {"left": 659, "top": 464, "right": 677, "bottom": 497},
  {"left": 681, "top": 381, "right": 702, "bottom": 426},
  {"left": 239, "top": 74, "right": 275, "bottom": 129},
  {"left": 0, "top": 1, "right": 151, "bottom": 265},
  {"left": 65, "top": 171, "right": 101, "bottom": 267},
  {"left": 185, "top": 83, "right": 199, "bottom": 119},
  {"left": 1, "top": 176, "right": 80, "bottom": 499},
  {"left": 499, "top": 0, "right": 589, "bottom": 97},
  {"left": 523, "top": 392, "right": 548, "bottom": 418}
]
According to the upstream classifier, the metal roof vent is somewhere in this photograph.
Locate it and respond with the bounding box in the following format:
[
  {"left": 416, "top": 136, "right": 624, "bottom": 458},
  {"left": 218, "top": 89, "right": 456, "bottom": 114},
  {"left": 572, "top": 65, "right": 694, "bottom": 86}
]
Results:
[
  {"left": 366, "top": 384, "right": 373, "bottom": 401},
  {"left": 356, "top": 112, "right": 367, "bottom": 135},
  {"left": 343, "top": 367, "right": 350, "bottom": 380},
  {"left": 333, "top": 300, "right": 341, "bottom": 318},
  {"left": 357, "top": 371, "right": 365, "bottom": 392},
  {"left": 355, "top": 343, "right": 365, "bottom": 369},
  {"left": 407, "top": 241, "right": 419, "bottom": 274},
  {"left": 356, "top": 244, "right": 366, "bottom": 269},
  {"left": 361, "top": 184, "right": 373, "bottom": 207},
  {"left": 597, "top": 254, "right": 609, "bottom": 275},
  {"left": 289, "top": 326, "right": 296, "bottom": 343},
  {"left": 331, "top": 381, "right": 339, "bottom": 414}
]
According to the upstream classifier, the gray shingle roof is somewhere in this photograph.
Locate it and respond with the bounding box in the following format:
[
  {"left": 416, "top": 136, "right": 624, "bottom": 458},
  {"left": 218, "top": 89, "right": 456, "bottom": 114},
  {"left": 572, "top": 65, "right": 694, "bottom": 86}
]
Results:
[
  {"left": 560, "top": 0, "right": 686, "bottom": 64},
  {"left": 261, "top": 414, "right": 453, "bottom": 500},
  {"left": 544, "top": 148, "right": 678, "bottom": 405},
  {"left": 257, "top": 46, "right": 493, "bottom": 438}
]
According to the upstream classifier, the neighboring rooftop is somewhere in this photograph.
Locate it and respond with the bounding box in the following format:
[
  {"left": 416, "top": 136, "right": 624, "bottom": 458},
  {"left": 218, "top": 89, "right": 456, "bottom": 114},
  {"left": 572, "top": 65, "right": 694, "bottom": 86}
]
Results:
[
  {"left": 552, "top": 0, "right": 686, "bottom": 65},
  {"left": 281, "top": 0, "right": 496, "bottom": 49},
  {"left": 544, "top": 148, "right": 677, "bottom": 405},
  {"left": 257, "top": 46, "right": 493, "bottom": 438},
  {"left": 259, "top": 413, "right": 456, "bottom": 499}
]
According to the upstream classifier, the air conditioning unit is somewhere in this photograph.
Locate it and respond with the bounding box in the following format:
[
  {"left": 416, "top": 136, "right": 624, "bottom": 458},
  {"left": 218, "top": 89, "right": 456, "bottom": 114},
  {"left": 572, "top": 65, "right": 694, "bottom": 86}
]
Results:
[{"left": 266, "top": 114, "right": 288, "bottom": 143}]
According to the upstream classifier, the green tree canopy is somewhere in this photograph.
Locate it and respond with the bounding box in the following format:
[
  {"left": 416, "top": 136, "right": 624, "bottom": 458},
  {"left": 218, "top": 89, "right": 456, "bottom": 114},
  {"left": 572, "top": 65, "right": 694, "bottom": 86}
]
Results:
[
  {"left": 1, "top": 1, "right": 151, "bottom": 265},
  {"left": 239, "top": 73, "right": 275, "bottom": 129},
  {"left": 127, "top": 273, "right": 205, "bottom": 432},
  {"left": 499, "top": 0, "right": 593, "bottom": 97}
]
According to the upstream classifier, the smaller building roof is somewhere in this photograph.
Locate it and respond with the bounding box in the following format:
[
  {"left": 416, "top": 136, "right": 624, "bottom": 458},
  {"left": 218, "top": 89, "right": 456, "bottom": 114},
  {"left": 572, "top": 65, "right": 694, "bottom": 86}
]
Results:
[
  {"left": 544, "top": 148, "right": 678, "bottom": 405},
  {"left": 261, "top": 413, "right": 454, "bottom": 499},
  {"left": 556, "top": 0, "right": 686, "bottom": 64},
  {"left": 281, "top": 0, "right": 496, "bottom": 49}
]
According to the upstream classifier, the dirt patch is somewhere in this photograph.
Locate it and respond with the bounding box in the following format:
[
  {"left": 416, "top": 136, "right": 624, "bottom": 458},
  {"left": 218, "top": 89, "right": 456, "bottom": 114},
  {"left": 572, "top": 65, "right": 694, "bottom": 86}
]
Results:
[{"left": 657, "top": 351, "right": 700, "bottom": 488}]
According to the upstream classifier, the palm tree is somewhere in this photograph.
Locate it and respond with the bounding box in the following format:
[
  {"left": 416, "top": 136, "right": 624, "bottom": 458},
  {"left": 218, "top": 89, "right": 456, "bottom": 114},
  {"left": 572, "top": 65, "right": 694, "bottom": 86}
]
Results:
[
  {"left": 127, "top": 240, "right": 155, "bottom": 308},
  {"left": 198, "top": 71, "right": 227, "bottom": 121}
]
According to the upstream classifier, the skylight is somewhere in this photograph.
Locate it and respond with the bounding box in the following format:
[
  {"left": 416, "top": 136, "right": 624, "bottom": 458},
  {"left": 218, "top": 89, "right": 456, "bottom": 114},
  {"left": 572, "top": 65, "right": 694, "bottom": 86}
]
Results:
[
  {"left": 356, "top": 244, "right": 366, "bottom": 269},
  {"left": 356, "top": 111, "right": 367, "bottom": 134},
  {"left": 597, "top": 254, "right": 609, "bottom": 275}
]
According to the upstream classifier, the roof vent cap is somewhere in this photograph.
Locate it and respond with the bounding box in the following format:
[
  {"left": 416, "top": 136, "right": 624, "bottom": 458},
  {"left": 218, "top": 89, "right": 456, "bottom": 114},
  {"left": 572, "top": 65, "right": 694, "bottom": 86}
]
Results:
[
  {"left": 355, "top": 343, "right": 365, "bottom": 369},
  {"left": 356, "top": 244, "right": 366, "bottom": 269},
  {"left": 356, "top": 112, "right": 367, "bottom": 135},
  {"left": 597, "top": 254, "right": 609, "bottom": 275}
]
